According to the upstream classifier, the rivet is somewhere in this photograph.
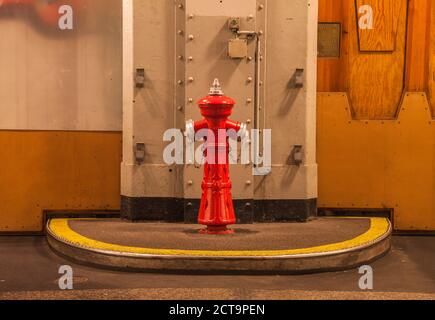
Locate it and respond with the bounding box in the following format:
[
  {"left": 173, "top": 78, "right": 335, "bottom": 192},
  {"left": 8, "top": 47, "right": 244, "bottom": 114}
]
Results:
[
  {"left": 188, "top": 14, "right": 194, "bottom": 19},
  {"left": 177, "top": 106, "right": 183, "bottom": 111},
  {"left": 188, "top": 180, "right": 193, "bottom": 186},
  {"left": 247, "top": 14, "right": 254, "bottom": 20},
  {"left": 188, "top": 98, "right": 194, "bottom": 103},
  {"left": 178, "top": 80, "right": 184, "bottom": 85},
  {"left": 177, "top": 30, "right": 184, "bottom": 35},
  {"left": 259, "top": 81, "right": 263, "bottom": 86},
  {"left": 246, "top": 119, "right": 252, "bottom": 124},
  {"left": 188, "top": 77, "right": 194, "bottom": 82},
  {"left": 259, "top": 30, "right": 264, "bottom": 36},
  {"left": 178, "top": 4, "right": 184, "bottom": 9},
  {"left": 246, "top": 98, "right": 252, "bottom": 103},
  {"left": 178, "top": 55, "right": 184, "bottom": 60},
  {"left": 188, "top": 56, "right": 194, "bottom": 61},
  {"left": 258, "top": 4, "right": 264, "bottom": 10},
  {"left": 246, "top": 180, "right": 252, "bottom": 186},
  {"left": 247, "top": 77, "right": 253, "bottom": 83},
  {"left": 247, "top": 56, "right": 253, "bottom": 61},
  {"left": 187, "top": 202, "right": 193, "bottom": 207},
  {"left": 188, "top": 34, "right": 194, "bottom": 40}
]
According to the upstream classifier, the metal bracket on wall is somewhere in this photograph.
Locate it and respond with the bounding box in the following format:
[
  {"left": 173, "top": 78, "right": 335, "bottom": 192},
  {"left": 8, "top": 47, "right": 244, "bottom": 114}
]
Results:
[
  {"left": 135, "top": 68, "right": 145, "bottom": 88},
  {"left": 290, "top": 145, "right": 304, "bottom": 166},
  {"left": 294, "top": 69, "right": 304, "bottom": 88},
  {"left": 135, "top": 143, "right": 146, "bottom": 164}
]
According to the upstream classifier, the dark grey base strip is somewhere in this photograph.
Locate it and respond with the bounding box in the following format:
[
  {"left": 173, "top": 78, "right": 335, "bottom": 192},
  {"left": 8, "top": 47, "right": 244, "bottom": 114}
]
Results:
[
  {"left": 121, "top": 196, "right": 183, "bottom": 222},
  {"left": 121, "top": 196, "right": 317, "bottom": 223},
  {"left": 255, "top": 199, "right": 318, "bottom": 222},
  {"left": 318, "top": 209, "right": 391, "bottom": 219}
]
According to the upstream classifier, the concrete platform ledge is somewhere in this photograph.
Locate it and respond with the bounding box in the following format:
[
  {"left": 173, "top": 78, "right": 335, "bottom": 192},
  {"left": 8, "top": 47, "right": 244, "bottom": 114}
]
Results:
[{"left": 46, "top": 217, "right": 392, "bottom": 274}]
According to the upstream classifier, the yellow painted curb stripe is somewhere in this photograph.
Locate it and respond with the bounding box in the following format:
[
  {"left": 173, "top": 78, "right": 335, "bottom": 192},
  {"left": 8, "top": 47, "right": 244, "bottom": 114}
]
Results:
[{"left": 48, "top": 218, "right": 390, "bottom": 257}]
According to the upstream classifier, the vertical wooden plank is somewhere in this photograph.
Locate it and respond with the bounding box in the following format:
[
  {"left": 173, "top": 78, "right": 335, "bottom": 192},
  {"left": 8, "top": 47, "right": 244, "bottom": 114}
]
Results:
[
  {"left": 406, "top": 0, "right": 431, "bottom": 91},
  {"left": 317, "top": 0, "right": 347, "bottom": 92},
  {"left": 428, "top": 0, "right": 435, "bottom": 116}
]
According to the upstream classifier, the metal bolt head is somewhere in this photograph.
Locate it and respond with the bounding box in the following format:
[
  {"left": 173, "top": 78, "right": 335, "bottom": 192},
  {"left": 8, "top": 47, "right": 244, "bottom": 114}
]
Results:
[
  {"left": 177, "top": 106, "right": 183, "bottom": 111},
  {"left": 188, "top": 14, "right": 194, "bottom": 19},
  {"left": 188, "top": 180, "right": 193, "bottom": 186},
  {"left": 247, "top": 14, "right": 254, "bottom": 20},
  {"left": 258, "top": 4, "right": 264, "bottom": 10},
  {"left": 246, "top": 98, "right": 252, "bottom": 103},
  {"left": 246, "top": 180, "right": 252, "bottom": 186},
  {"left": 188, "top": 77, "right": 194, "bottom": 82},
  {"left": 188, "top": 56, "right": 194, "bottom": 61},
  {"left": 188, "top": 34, "right": 194, "bottom": 40},
  {"left": 247, "top": 77, "right": 253, "bottom": 83},
  {"left": 246, "top": 119, "right": 252, "bottom": 124},
  {"left": 188, "top": 98, "right": 193, "bottom": 103},
  {"left": 247, "top": 56, "right": 253, "bottom": 61},
  {"left": 177, "top": 30, "right": 184, "bottom": 35},
  {"left": 230, "top": 18, "right": 238, "bottom": 26}
]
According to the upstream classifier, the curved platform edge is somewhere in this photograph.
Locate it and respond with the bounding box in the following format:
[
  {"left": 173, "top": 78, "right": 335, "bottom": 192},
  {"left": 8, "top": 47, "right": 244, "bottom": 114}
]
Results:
[{"left": 46, "top": 218, "right": 392, "bottom": 274}]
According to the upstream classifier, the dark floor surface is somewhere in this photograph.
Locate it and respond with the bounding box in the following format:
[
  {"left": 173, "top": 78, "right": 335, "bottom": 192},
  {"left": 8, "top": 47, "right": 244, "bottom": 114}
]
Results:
[
  {"left": 68, "top": 218, "right": 370, "bottom": 250},
  {"left": 0, "top": 235, "right": 433, "bottom": 299}
]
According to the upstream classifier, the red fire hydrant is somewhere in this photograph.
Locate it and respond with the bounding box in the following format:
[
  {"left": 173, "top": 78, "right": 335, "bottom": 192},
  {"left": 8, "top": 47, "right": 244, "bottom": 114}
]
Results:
[{"left": 186, "top": 79, "right": 247, "bottom": 235}]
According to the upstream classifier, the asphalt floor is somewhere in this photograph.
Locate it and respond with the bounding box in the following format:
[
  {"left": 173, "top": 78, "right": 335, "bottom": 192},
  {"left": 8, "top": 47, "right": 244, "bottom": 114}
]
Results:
[{"left": 0, "top": 235, "right": 433, "bottom": 300}]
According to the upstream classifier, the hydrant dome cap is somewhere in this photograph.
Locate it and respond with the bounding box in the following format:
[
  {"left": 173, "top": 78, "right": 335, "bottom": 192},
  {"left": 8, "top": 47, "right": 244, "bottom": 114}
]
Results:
[{"left": 198, "top": 95, "right": 236, "bottom": 106}]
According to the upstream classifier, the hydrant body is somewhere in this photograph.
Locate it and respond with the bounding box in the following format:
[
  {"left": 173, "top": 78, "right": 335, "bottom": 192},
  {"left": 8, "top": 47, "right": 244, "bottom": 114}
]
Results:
[{"left": 188, "top": 80, "right": 244, "bottom": 235}]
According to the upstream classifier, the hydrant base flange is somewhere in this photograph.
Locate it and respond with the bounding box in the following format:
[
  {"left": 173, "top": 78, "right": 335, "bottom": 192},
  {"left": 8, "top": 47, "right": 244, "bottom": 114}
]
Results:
[{"left": 199, "top": 226, "right": 235, "bottom": 235}]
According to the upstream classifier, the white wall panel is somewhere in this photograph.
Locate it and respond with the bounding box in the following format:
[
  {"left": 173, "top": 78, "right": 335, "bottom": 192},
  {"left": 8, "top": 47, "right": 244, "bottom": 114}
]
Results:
[{"left": 0, "top": 0, "right": 122, "bottom": 131}]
